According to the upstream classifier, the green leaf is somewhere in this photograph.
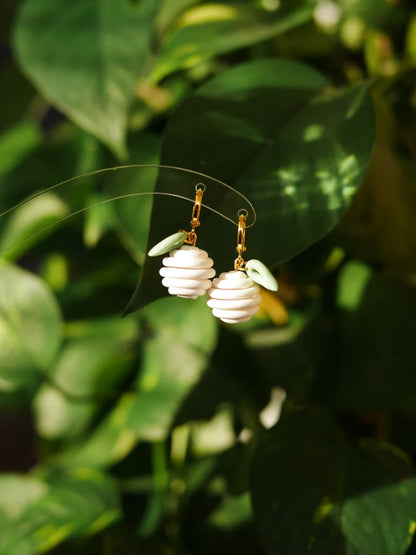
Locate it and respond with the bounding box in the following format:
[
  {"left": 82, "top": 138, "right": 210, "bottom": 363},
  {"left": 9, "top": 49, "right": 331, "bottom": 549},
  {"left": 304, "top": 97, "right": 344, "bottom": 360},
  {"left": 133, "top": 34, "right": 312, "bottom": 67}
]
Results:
[
  {"left": 55, "top": 393, "right": 138, "bottom": 469},
  {"left": 336, "top": 260, "right": 372, "bottom": 310},
  {"left": 0, "top": 138, "right": 78, "bottom": 213},
  {"left": 133, "top": 59, "right": 375, "bottom": 308},
  {"left": 317, "top": 267, "right": 416, "bottom": 411},
  {"left": 56, "top": 296, "right": 217, "bottom": 467},
  {"left": 110, "top": 133, "right": 161, "bottom": 263},
  {"left": 0, "top": 192, "right": 69, "bottom": 261},
  {"left": 14, "top": 0, "right": 160, "bottom": 157},
  {"left": 130, "top": 296, "right": 218, "bottom": 440},
  {"left": 209, "top": 492, "right": 252, "bottom": 530},
  {"left": 246, "top": 259, "right": 278, "bottom": 291},
  {"left": 247, "top": 301, "right": 324, "bottom": 400},
  {"left": 406, "top": 15, "right": 416, "bottom": 64},
  {"left": 148, "top": 231, "right": 187, "bottom": 256},
  {"left": 155, "top": 0, "right": 200, "bottom": 35},
  {"left": 0, "top": 263, "right": 62, "bottom": 392},
  {"left": 0, "top": 475, "right": 47, "bottom": 520},
  {"left": 341, "top": 0, "right": 408, "bottom": 31},
  {"left": 0, "top": 470, "right": 120, "bottom": 554},
  {"left": 34, "top": 337, "right": 135, "bottom": 440},
  {"left": 0, "top": 122, "right": 41, "bottom": 178},
  {"left": 83, "top": 193, "right": 118, "bottom": 248},
  {"left": 151, "top": 2, "right": 316, "bottom": 82},
  {"left": 251, "top": 408, "right": 416, "bottom": 555}
]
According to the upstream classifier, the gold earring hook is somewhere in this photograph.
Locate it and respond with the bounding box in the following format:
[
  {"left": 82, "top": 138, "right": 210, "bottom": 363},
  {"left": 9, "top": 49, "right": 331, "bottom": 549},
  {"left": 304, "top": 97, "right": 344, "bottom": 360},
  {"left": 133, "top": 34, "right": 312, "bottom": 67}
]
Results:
[
  {"left": 234, "top": 212, "right": 247, "bottom": 271},
  {"left": 181, "top": 185, "right": 204, "bottom": 246}
]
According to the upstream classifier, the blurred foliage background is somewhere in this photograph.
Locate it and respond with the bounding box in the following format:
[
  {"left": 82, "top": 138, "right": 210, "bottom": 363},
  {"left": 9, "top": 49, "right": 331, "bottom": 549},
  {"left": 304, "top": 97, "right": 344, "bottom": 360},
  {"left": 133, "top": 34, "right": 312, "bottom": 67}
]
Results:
[{"left": 1, "top": 0, "right": 416, "bottom": 553}]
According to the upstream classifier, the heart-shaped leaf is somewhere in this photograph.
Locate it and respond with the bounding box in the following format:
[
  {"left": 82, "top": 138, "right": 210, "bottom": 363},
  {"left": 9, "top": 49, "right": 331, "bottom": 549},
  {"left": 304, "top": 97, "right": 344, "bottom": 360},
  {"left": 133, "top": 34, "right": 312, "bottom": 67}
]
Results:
[
  {"left": 14, "top": 0, "right": 159, "bottom": 157},
  {"left": 251, "top": 408, "right": 416, "bottom": 554},
  {"left": 55, "top": 296, "right": 218, "bottom": 468},
  {"left": 128, "top": 59, "right": 375, "bottom": 311}
]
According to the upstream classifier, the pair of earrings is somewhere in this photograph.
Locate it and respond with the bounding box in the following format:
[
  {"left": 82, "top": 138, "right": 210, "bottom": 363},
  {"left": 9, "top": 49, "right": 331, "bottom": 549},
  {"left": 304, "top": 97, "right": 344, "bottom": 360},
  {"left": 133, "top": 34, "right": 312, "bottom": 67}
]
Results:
[{"left": 148, "top": 185, "right": 277, "bottom": 324}]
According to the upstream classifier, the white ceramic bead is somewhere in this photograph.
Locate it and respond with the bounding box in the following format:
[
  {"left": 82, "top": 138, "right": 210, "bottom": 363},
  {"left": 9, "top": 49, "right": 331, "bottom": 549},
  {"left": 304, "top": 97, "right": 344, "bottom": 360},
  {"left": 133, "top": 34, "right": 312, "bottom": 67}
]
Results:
[
  {"left": 207, "top": 271, "right": 261, "bottom": 324},
  {"left": 160, "top": 245, "right": 215, "bottom": 299}
]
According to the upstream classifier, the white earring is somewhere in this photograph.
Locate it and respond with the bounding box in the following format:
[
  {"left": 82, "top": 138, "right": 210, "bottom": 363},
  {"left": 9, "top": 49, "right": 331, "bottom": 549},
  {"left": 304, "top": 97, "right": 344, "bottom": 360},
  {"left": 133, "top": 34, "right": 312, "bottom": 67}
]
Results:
[
  {"left": 148, "top": 185, "right": 215, "bottom": 299},
  {"left": 207, "top": 212, "right": 277, "bottom": 323}
]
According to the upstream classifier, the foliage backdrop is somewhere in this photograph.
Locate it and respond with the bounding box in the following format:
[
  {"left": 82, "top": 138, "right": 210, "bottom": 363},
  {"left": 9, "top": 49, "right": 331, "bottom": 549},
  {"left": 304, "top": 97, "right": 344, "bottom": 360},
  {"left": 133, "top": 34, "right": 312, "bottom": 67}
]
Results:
[{"left": 1, "top": 0, "right": 416, "bottom": 553}]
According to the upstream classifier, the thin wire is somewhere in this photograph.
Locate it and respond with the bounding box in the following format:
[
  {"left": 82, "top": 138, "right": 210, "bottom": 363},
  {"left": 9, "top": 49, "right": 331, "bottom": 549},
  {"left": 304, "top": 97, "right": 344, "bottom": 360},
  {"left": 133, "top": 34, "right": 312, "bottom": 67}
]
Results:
[{"left": 0, "top": 164, "right": 256, "bottom": 223}]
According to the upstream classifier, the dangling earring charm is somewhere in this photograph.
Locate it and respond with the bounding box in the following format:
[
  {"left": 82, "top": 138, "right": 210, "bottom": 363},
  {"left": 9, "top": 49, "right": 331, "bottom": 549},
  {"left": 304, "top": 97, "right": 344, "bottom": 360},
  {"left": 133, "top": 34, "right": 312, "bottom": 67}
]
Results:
[
  {"left": 148, "top": 185, "right": 215, "bottom": 299},
  {"left": 207, "top": 211, "right": 278, "bottom": 324}
]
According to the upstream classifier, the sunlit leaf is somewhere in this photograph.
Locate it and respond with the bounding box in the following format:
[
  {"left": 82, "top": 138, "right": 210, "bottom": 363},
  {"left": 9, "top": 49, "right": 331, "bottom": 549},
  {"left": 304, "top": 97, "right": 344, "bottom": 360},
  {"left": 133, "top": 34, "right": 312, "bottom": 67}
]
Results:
[
  {"left": 336, "top": 260, "right": 372, "bottom": 310},
  {"left": 406, "top": 15, "right": 416, "bottom": 64},
  {"left": 151, "top": 2, "right": 316, "bottom": 82},
  {"left": 132, "top": 59, "right": 375, "bottom": 309},
  {"left": 156, "top": 0, "right": 200, "bottom": 35},
  {"left": 0, "top": 470, "right": 120, "bottom": 554},
  {"left": 0, "top": 475, "right": 46, "bottom": 520},
  {"left": 0, "top": 262, "right": 62, "bottom": 392},
  {"left": 190, "top": 408, "right": 236, "bottom": 457}
]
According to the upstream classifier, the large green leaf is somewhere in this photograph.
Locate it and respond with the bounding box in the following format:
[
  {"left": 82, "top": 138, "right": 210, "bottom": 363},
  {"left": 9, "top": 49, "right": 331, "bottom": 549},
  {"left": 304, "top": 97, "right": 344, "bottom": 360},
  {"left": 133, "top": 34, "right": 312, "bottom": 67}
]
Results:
[
  {"left": 0, "top": 470, "right": 120, "bottom": 554},
  {"left": 0, "top": 263, "right": 62, "bottom": 392},
  {"left": 151, "top": 2, "right": 316, "bottom": 82},
  {"left": 129, "top": 295, "right": 218, "bottom": 441},
  {"left": 315, "top": 263, "right": 416, "bottom": 411},
  {"left": 55, "top": 296, "right": 218, "bottom": 467},
  {"left": 14, "top": 0, "right": 160, "bottom": 157},
  {"left": 251, "top": 409, "right": 416, "bottom": 555},
  {"left": 130, "top": 59, "right": 375, "bottom": 309},
  {"left": 34, "top": 336, "right": 135, "bottom": 440}
]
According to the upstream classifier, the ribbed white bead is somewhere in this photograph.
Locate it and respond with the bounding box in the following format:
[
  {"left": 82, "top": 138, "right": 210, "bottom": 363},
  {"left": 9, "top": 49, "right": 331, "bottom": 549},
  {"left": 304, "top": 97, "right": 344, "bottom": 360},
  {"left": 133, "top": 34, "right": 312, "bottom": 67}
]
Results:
[
  {"left": 159, "top": 245, "right": 215, "bottom": 299},
  {"left": 207, "top": 271, "right": 261, "bottom": 324}
]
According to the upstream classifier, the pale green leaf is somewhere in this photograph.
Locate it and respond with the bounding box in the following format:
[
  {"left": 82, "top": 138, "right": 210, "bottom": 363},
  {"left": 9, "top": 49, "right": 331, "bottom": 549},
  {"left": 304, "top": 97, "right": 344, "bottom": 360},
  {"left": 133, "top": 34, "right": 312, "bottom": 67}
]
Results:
[{"left": 0, "top": 263, "right": 62, "bottom": 392}]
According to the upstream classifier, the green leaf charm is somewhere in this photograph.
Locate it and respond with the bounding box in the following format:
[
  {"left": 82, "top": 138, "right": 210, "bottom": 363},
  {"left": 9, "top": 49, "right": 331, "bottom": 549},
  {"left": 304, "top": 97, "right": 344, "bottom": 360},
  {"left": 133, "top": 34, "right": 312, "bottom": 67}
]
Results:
[
  {"left": 246, "top": 259, "right": 278, "bottom": 291},
  {"left": 148, "top": 231, "right": 187, "bottom": 257}
]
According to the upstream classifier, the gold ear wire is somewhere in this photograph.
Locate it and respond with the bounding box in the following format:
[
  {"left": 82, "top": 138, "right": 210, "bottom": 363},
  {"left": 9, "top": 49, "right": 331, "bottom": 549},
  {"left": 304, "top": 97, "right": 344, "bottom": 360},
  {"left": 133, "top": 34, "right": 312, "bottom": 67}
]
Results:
[
  {"left": 234, "top": 210, "right": 248, "bottom": 271},
  {"left": 180, "top": 184, "right": 205, "bottom": 246}
]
